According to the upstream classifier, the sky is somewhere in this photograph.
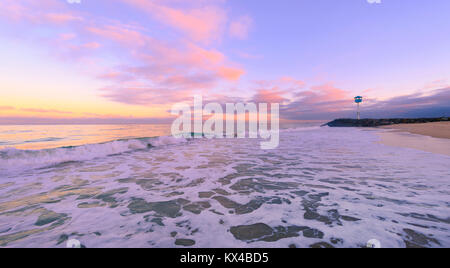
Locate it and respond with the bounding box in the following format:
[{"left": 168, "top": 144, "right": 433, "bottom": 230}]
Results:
[{"left": 0, "top": 0, "right": 449, "bottom": 124}]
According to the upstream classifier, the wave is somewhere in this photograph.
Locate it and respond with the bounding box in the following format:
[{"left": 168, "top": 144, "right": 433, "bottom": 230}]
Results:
[
  {"left": 24, "top": 137, "right": 64, "bottom": 143},
  {"left": 280, "top": 126, "right": 324, "bottom": 132},
  {"left": 0, "top": 130, "right": 33, "bottom": 134},
  {"left": 0, "top": 136, "right": 188, "bottom": 174},
  {"left": 0, "top": 125, "right": 324, "bottom": 175}
]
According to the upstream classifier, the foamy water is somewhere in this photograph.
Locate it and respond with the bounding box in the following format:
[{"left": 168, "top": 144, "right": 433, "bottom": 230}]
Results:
[{"left": 0, "top": 126, "right": 449, "bottom": 248}]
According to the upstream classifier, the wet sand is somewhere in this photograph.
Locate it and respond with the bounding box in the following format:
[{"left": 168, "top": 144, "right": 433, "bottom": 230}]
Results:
[
  {"left": 379, "top": 122, "right": 450, "bottom": 139},
  {"left": 377, "top": 122, "right": 450, "bottom": 156}
]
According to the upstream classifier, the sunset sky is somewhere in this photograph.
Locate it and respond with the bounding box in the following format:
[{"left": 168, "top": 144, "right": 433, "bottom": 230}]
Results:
[{"left": 0, "top": 0, "right": 449, "bottom": 124}]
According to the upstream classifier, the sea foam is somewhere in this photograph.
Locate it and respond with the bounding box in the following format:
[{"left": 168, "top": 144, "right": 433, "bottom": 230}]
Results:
[{"left": 0, "top": 136, "right": 187, "bottom": 174}]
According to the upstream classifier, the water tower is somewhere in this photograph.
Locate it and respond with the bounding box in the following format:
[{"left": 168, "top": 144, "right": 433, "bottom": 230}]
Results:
[{"left": 354, "top": 96, "right": 363, "bottom": 120}]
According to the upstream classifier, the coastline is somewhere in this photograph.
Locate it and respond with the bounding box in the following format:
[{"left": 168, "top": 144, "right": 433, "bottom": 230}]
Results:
[
  {"left": 378, "top": 122, "right": 450, "bottom": 139},
  {"left": 376, "top": 122, "right": 450, "bottom": 156}
]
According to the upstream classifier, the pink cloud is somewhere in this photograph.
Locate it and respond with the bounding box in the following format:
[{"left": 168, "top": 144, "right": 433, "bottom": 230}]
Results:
[
  {"left": 20, "top": 108, "right": 73, "bottom": 114},
  {"left": 422, "top": 79, "right": 449, "bottom": 91},
  {"left": 0, "top": 0, "right": 29, "bottom": 21},
  {"left": 91, "top": 33, "right": 245, "bottom": 105},
  {"left": 59, "top": 33, "right": 77, "bottom": 41},
  {"left": 229, "top": 15, "right": 253, "bottom": 40},
  {"left": 87, "top": 24, "right": 149, "bottom": 47},
  {"left": 308, "top": 83, "right": 349, "bottom": 103},
  {"left": 100, "top": 84, "right": 195, "bottom": 106},
  {"left": 43, "top": 13, "right": 83, "bottom": 24},
  {"left": 1, "top": 0, "right": 246, "bottom": 107},
  {"left": 217, "top": 66, "right": 245, "bottom": 81},
  {"left": 279, "top": 76, "right": 306, "bottom": 88},
  {"left": 119, "top": 0, "right": 228, "bottom": 43},
  {"left": 97, "top": 71, "right": 135, "bottom": 82},
  {"left": 0, "top": 0, "right": 83, "bottom": 25},
  {"left": 80, "top": 42, "right": 101, "bottom": 49},
  {"left": 252, "top": 89, "right": 289, "bottom": 104}
]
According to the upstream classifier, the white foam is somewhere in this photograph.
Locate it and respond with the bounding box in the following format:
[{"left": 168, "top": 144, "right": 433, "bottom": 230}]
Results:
[
  {"left": 0, "top": 136, "right": 187, "bottom": 175},
  {"left": 0, "top": 127, "right": 449, "bottom": 248}
]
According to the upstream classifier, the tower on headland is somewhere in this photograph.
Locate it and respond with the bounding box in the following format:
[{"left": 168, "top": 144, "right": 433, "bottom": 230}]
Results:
[{"left": 354, "top": 96, "right": 363, "bottom": 120}]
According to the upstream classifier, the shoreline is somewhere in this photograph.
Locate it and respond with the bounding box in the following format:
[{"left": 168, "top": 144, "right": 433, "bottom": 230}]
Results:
[
  {"left": 376, "top": 122, "right": 450, "bottom": 156},
  {"left": 378, "top": 122, "right": 450, "bottom": 139}
]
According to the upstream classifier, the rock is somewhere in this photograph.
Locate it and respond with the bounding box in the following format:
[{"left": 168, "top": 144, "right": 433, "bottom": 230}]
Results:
[
  {"left": 330, "top": 237, "right": 344, "bottom": 245},
  {"left": 302, "top": 227, "right": 324, "bottom": 239},
  {"left": 213, "top": 196, "right": 264, "bottom": 215},
  {"left": 35, "top": 210, "right": 68, "bottom": 226},
  {"left": 230, "top": 178, "right": 299, "bottom": 193},
  {"left": 57, "top": 234, "right": 69, "bottom": 245},
  {"left": 77, "top": 202, "right": 103, "bottom": 208},
  {"left": 213, "top": 188, "right": 231, "bottom": 196},
  {"left": 128, "top": 198, "right": 184, "bottom": 218},
  {"left": 403, "top": 228, "right": 440, "bottom": 248},
  {"left": 230, "top": 223, "right": 324, "bottom": 242},
  {"left": 291, "top": 190, "right": 309, "bottom": 197},
  {"left": 175, "top": 238, "right": 196, "bottom": 246},
  {"left": 261, "top": 226, "right": 305, "bottom": 242},
  {"left": 198, "top": 191, "right": 215, "bottom": 198},
  {"left": 165, "top": 191, "right": 184, "bottom": 197},
  {"left": 230, "top": 223, "right": 273, "bottom": 241},
  {"left": 183, "top": 201, "right": 211, "bottom": 214},
  {"left": 324, "top": 117, "right": 448, "bottom": 127},
  {"left": 309, "top": 242, "right": 334, "bottom": 248},
  {"left": 213, "top": 196, "right": 285, "bottom": 215},
  {"left": 150, "top": 217, "right": 165, "bottom": 226},
  {"left": 95, "top": 187, "right": 128, "bottom": 202},
  {"left": 340, "top": 215, "right": 361, "bottom": 222}
]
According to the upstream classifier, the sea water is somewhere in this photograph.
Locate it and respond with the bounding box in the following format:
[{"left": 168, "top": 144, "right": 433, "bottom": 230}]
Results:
[{"left": 0, "top": 124, "right": 449, "bottom": 247}]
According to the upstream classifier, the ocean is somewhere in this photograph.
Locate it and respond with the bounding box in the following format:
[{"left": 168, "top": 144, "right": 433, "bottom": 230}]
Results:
[{"left": 0, "top": 123, "right": 449, "bottom": 247}]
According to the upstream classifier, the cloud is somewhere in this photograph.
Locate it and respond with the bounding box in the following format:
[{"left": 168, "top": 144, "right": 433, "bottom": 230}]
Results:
[
  {"left": 245, "top": 78, "right": 450, "bottom": 120},
  {"left": 86, "top": 24, "right": 149, "bottom": 47},
  {"left": 94, "top": 37, "right": 245, "bottom": 105},
  {"left": 119, "top": 0, "right": 228, "bottom": 43},
  {"left": 229, "top": 15, "right": 253, "bottom": 40},
  {"left": 281, "top": 86, "right": 450, "bottom": 120},
  {"left": 100, "top": 84, "right": 194, "bottom": 106},
  {"left": 0, "top": 116, "right": 174, "bottom": 125},
  {"left": 43, "top": 13, "right": 83, "bottom": 24},
  {"left": 80, "top": 42, "right": 101, "bottom": 49},
  {"left": 252, "top": 89, "right": 289, "bottom": 104},
  {"left": 0, "top": 0, "right": 83, "bottom": 24},
  {"left": 0, "top": 0, "right": 246, "bottom": 107},
  {"left": 0, "top": 106, "right": 15, "bottom": 110},
  {"left": 360, "top": 87, "right": 450, "bottom": 118},
  {"left": 217, "top": 66, "right": 245, "bottom": 81},
  {"left": 19, "top": 108, "right": 73, "bottom": 114}
]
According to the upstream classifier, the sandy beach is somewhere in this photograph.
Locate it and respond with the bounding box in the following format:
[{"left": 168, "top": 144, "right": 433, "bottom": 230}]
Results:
[
  {"left": 379, "top": 122, "right": 450, "bottom": 139},
  {"left": 377, "top": 122, "right": 450, "bottom": 156}
]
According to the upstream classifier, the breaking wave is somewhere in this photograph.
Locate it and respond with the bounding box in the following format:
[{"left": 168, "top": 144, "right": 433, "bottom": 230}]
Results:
[{"left": 0, "top": 136, "right": 188, "bottom": 174}]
